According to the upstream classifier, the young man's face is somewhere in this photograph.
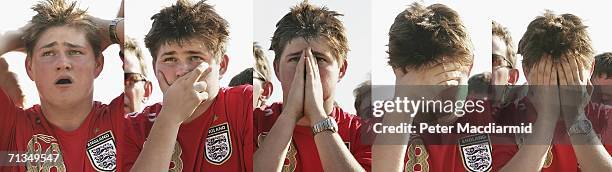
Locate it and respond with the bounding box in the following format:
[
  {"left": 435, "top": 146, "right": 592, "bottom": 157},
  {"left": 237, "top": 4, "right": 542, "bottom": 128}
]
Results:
[
  {"left": 275, "top": 37, "right": 346, "bottom": 102},
  {"left": 123, "top": 51, "right": 150, "bottom": 113},
  {"left": 26, "top": 26, "right": 102, "bottom": 106},
  {"left": 154, "top": 39, "right": 227, "bottom": 101},
  {"left": 592, "top": 73, "right": 612, "bottom": 105}
]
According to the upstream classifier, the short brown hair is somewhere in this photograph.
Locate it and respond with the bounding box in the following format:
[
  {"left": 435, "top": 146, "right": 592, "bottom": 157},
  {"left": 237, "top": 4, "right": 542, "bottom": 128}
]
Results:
[
  {"left": 270, "top": 1, "right": 348, "bottom": 67},
  {"left": 388, "top": 3, "right": 473, "bottom": 72},
  {"left": 144, "top": 0, "right": 229, "bottom": 62},
  {"left": 468, "top": 72, "right": 491, "bottom": 95},
  {"left": 124, "top": 37, "right": 148, "bottom": 77},
  {"left": 253, "top": 42, "right": 271, "bottom": 82},
  {"left": 593, "top": 52, "right": 612, "bottom": 77},
  {"left": 353, "top": 80, "right": 371, "bottom": 118},
  {"left": 23, "top": 0, "right": 101, "bottom": 58},
  {"left": 492, "top": 21, "right": 517, "bottom": 68},
  {"left": 518, "top": 10, "right": 593, "bottom": 71}
]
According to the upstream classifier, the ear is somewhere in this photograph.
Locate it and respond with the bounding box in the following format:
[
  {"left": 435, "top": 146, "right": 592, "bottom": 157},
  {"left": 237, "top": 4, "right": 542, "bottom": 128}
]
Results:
[
  {"left": 218, "top": 54, "right": 229, "bottom": 79},
  {"left": 25, "top": 56, "right": 34, "bottom": 81},
  {"left": 261, "top": 81, "right": 274, "bottom": 100},
  {"left": 273, "top": 59, "right": 281, "bottom": 81},
  {"left": 144, "top": 81, "right": 153, "bottom": 98},
  {"left": 94, "top": 55, "right": 104, "bottom": 78},
  {"left": 338, "top": 60, "right": 348, "bottom": 80},
  {"left": 508, "top": 68, "right": 519, "bottom": 85}
]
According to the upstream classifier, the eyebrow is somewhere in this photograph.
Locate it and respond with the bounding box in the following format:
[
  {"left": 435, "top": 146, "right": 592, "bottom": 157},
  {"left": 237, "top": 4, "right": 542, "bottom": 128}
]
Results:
[
  {"left": 312, "top": 51, "right": 329, "bottom": 58},
  {"left": 161, "top": 51, "right": 177, "bottom": 56},
  {"left": 40, "top": 41, "right": 58, "bottom": 49},
  {"left": 39, "top": 41, "right": 85, "bottom": 49},
  {"left": 186, "top": 50, "right": 205, "bottom": 55},
  {"left": 63, "top": 42, "right": 84, "bottom": 48}
]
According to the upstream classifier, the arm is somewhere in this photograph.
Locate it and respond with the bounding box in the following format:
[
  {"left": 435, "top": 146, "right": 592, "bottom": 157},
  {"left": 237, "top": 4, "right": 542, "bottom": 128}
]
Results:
[
  {"left": 0, "top": 58, "right": 25, "bottom": 108},
  {"left": 372, "top": 111, "right": 411, "bottom": 172},
  {"left": 558, "top": 57, "right": 612, "bottom": 171},
  {"left": 302, "top": 48, "right": 364, "bottom": 171},
  {"left": 254, "top": 50, "right": 306, "bottom": 172},
  {"left": 500, "top": 55, "right": 559, "bottom": 171},
  {"left": 0, "top": 24, "right": 28, "bottom": 56},
  {"left": 130, "top": 65, "right": 210, "bottom": 172}
]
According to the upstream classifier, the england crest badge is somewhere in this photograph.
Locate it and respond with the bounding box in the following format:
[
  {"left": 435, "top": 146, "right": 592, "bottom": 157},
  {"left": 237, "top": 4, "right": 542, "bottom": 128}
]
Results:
[
  {"left": 459, "top": 134, "right": 492, "bottom": 172},
  {"left": 86, "top": 131, "right": 117, "bottom": 171},
  {"left": 205, "top": 123, "right": 232, "bottom": 165}
]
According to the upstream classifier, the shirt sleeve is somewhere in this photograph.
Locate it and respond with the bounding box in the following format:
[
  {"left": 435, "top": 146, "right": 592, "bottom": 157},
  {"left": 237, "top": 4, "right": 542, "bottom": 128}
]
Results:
[
  {"left": 121, "top": 116, "right": 146, "bottom": 171},
  {"left": 352, "top": 121, "right": 372, "bottom": 171},
  {"left": 242, "top": 85, "right": 254, "bottom": 172},
  {"left": 0, "top": 88, "right": 17, "bottom": 151}
]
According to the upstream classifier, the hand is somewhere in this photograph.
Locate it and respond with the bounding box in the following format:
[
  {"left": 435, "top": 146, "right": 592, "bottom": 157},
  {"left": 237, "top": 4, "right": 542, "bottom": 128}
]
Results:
[
  {"left": 302, "top": 48, "right": 327, "bottom": 124},
  {"left": 393, "top": 61, "right": 468, "bottom": 99},
  {"left": 157, "top": 63, "right": 211, "bottom": 125},
  {"left": 557, "top": 56, "right": 591, "bottom": 123},
  {"left": 281, "top": 50, "right": 306, "bottom": 122},
  {"left": 526, "top": 55, "right": 560, "bottom": 122}
]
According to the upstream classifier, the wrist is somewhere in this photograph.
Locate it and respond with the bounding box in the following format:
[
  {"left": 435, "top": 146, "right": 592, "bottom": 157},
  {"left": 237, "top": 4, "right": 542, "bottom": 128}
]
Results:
[
  {"left": 158, "top": 109, "right": 186, "bottom": 126},
  {"left": 309, "top": 113, "right": 328, "bottom": 127}
]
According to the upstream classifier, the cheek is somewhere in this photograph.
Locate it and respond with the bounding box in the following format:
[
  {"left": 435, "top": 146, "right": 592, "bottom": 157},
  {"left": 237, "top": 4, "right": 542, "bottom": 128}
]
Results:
[{"left": 156, "top": 65, "right": 178, "bottom": 83}]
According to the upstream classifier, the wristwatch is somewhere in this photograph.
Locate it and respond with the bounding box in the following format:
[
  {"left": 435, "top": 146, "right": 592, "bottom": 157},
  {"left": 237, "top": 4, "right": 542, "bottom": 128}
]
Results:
[
  {"left": 568, "top": 119, "right": 592, "bottom": 135},
  {"left": 312, "top": 117, "right": 338, "bottom": 135},
  {"left": 109, "top": 18, "right": 123, "bottom": 44}
]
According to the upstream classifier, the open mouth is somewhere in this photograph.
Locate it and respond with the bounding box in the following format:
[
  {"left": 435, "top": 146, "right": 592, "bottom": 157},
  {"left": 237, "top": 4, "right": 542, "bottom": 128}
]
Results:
[{"left": 55, "top": 77, "right": 73, "bottom": 85}]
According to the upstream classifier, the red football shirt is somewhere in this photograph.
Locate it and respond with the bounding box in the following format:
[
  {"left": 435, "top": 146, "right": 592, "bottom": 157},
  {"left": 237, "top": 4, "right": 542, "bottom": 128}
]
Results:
[
  {"left": 122, "top": 85, "right": 253, "bottom": 172},
  {"left": 492, "top": 98, "right": 612, "bottom": 172},
  {"left": 254, "top": 103, "right": 372, "bottom": 172},
  {"left": 401, "top": 99, "right": 497, "bottom": 172},
  {"left": 0, "top": 88, "right": 125, "bottom": 172}
]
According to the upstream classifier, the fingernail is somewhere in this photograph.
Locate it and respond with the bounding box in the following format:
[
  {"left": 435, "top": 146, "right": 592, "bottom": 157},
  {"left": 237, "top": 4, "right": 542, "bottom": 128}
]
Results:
[{"left": 199, "top": 63, "right": 209, "bottom": 71}]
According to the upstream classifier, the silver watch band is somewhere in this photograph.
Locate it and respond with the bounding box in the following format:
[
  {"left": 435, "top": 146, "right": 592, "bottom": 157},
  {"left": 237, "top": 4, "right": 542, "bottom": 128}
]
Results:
[{"left": 312, "top": 117, "right": 338, "bottom": 135}]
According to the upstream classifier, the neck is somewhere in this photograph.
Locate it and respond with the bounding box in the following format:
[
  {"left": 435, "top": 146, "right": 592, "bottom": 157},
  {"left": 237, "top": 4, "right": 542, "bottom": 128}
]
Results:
[
  {"left": 41, "top": 98, "right": 94, "bottom": 132},
  {"left": 184, "top": 96, "right": 216, "bottom": 123}
]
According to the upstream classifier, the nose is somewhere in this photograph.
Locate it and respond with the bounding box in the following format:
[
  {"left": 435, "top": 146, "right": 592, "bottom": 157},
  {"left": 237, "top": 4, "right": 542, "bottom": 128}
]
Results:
[
  {"left": 175, "top": 63, "right": 191, "bottom": 78},
  {"left": 55, "top": 54, "right": 72, "bottom": 71}
]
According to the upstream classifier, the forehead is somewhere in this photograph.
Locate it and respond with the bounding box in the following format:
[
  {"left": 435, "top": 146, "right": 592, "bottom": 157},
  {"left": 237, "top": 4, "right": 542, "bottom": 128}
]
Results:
[
  {"left": 34, "top": 26, "right": 90, "bottom": 51},
  {"left": 492, "top": 35, "right": 507, "bottom": 56},
  {"left": 123, "top": 51, "right": 144, "bottom": 73},
  {"left": 281, "top": 37, "right": 333, "bottom": 57},
  {"left": 156, "top": 39, "right": 212, "bottom": 57}
]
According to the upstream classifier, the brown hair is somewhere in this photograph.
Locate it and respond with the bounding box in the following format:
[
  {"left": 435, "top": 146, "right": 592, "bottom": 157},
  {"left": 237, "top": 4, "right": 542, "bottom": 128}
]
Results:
[
  {"left": 518, "top": 10, "right": 593, "bottom": 71},
  {"left": 144, "top": 0, "right": 229, "bottom": 63},
  {"left": 388, "top": 3, "right": 473, "bottom": 72},
  {"left": 253, "top": 42, "right": 271, "bottom": 82},
  {"left": 353, "top": 80, "right": 371, "bottom": 118},
  {"left": 270, "top": 1, "right": 348, "bottom": 67},
  {"left": 593, "top": 52, "right": 612, "bottom": 77},
  {"left": 492, "top": 21, "right": 517, "bottom": 68},
  {"left": 23, "top": 0, "right": 101, "bottom": 58},
  {"left": 124, "top": 37, "right": 148, "bottom": 77}
]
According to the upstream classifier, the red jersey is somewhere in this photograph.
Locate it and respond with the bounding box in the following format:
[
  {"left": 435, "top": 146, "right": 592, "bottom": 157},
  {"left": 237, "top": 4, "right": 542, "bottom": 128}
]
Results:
[
  {"left": 122, "top": 85, "right": 253, "bottom": 172},
  {"left": 492, "top": 97, "right": 612, "bottom": 172},
  {"left": 401, "top": 99, "right": 498, "bottom": 172},
  {"left": 254, "top": 103, "right": 372, "bottom": 172},
  {"left": 0, "top": 88, "right": 125, "bottom": 172}
]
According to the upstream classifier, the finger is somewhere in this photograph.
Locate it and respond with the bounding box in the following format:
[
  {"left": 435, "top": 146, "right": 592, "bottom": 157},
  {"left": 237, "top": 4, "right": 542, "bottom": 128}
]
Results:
[
  {"left": 537, "top": 55, "right": 547, "bottom": 85},
  {"left": 551, "top": 63, "right": 558, "bottom": 86},
  {"left": 156, "top": 70, "right": 171, "bottom": 88},
  {"left": 531, "top": 61, "right": 540, "bottom": 85},
  {"left": 292, "top": 50, "right": 306, "bottom": 87},
  {"left": 307, "top": 48, "right": 321, "bottom": 81},
  {"left": 196, "top": 92, "right": 209, "bottom": 102},
  {"left": 560, "top": 57, "right": 574, "bottom": 85},
  {"left": 305, "top": 48, "right": 317, "bottom": 86},
  {"left": 193, "top": 81, "right": 207, "bottom": 93},
  {"left": 544, "top": 55, "right": 553, "bottom": 85},
  {"left": 186, "top": 63, "right": 209, "bottom": 84},
  {"left": 570, "top": 58, "right": 587, "bottom": 85},
  {"left": 433, "top": 71, "right": 463, "bottom": 85},
  {"left": 568, "top": 57, "right": 581, "bottom": 85},
  {"left": 558, "top": 59, "right": 568, "bottom": 86},
  {"left": 431, "top": 62, "right": 463, "bottom": 76}
]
